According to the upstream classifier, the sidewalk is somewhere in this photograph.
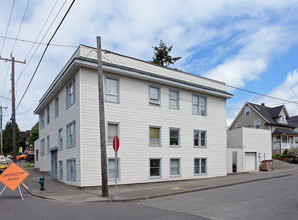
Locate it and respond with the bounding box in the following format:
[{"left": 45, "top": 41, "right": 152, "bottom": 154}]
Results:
[{"left": 18, "top": 160, "right": 298, "bottom": 203}]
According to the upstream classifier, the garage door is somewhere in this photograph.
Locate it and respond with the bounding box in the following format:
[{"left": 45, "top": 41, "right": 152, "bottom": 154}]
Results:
[{"left": 245, "top": 152, "right": 256, "bottom": 172}]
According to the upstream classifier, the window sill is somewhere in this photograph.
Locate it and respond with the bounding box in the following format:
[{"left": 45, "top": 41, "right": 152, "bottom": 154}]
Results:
[
  {"left": 193, "top": 146, "right": 207, "bottom": 149},
  {"left": 169, "top": 145, "right": 180, "bottom": 148},
  {"left": 170, "top": 175, "right": 181, "bottom": 178},
  {"left": 149, "top": 176, "right": 162, "bottom": 179},
  {"left": 194, "top": 173, "right": 207, "bottom": 176},
  {"left": 149, "top": 145, "right": 162, "bottom": 147}
]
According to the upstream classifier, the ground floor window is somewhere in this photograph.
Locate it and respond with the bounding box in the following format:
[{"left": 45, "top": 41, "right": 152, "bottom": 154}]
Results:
[
  {"left": 194, "top": 158, "right": 207, "bottom": 175},
  {"left": 150, "top": 158, "right": 161, "bottom": 177},
  {"left": 67, "top": 159, "right": 76, "bottom": 181},
  {"left": 108, "top": 158, "right": 120, "bottom": 180},
  {"left": 170, "top": 158, "right": 180, "bottom": 176},
  {"left": 59, "top": 160, "right": 63, "bottom": 180}
]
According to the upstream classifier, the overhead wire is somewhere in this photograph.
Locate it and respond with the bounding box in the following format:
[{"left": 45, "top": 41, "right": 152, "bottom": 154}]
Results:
[{"left": 16, "top": 0, "right": 76, "bottom": 111}]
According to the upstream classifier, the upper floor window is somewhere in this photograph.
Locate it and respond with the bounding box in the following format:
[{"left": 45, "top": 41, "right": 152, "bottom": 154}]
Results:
[
  {"left": 55, "top": 96, "right": 59, "bottom": 118},
  {"left": 192, "top": 95, "right": 207, "bottom": 115},
  {"left": 66, "top": 79, "right": 75, "bottom": 108},
  {"left": 46, "top": 106, "right": 50, "bottom": 125},
  {"left": 245, "top": 106, "right": 251, "bottom": 116},
  {"left": 107, "top": 122, "right": 119, "bottom": 145},
  {"left": 149, "top": 126, "right": 161, "bottom": 146},
  {"left": 40, "top": 139, "right": 45, "bottom": 156},
  {"left": 46, "top": 136, "right": 50, "bottom": 155},
  {"left": 66, "top": 121, "right": 75, "bottom": 148},
  {"left": 149, "top": 85, "right": 161, "bottom": 106},
  {"left": 236, "top": 123, "right": 242, "bottom": 128},
  {"left": 280, "top": 115, "right": 286, "bottom": 123},
  {"left": 40, "top": 112, "right": 45, "bottom": 129},
  {"left": 105, "top": 76, "right": 119, "bottom": 103},
  {"left": 169, "top": 89, "right": 179, "bottom": 109},
  {"left": 254, "top": 119, "right": 261, "bottom": 129},
  {"left": 194, "top": 130, "right": 207, "bottom": 148},
  {"left": 169, "top": 128, "right": 180, "bottom": 147},
  {"left": 58, "top": 128, "right": 63, "bottom": 150}
]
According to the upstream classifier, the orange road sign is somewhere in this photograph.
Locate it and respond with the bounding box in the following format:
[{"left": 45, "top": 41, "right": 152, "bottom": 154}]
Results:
[{"left": 0, "top": 162, "right": 29, "bottom": 191}]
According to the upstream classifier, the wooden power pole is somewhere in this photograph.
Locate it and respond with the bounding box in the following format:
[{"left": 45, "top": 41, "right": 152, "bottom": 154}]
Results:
[
  {"left": 96, "top": 36, "right": 108, "bottom": 197},
  {"left": 0, "top": 54, "right": 26, "bottom": 162}
]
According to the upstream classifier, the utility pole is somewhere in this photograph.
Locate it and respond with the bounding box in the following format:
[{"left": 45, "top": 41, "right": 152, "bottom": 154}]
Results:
[
  {"left": 0, "top": 54, "right": 26, "bottom": 163},
  {"left": 0, "top": 106, "right": 8, "bottom": 156},
  {"left": 96, "top": 36, "right": 108, "bottom": 197}
]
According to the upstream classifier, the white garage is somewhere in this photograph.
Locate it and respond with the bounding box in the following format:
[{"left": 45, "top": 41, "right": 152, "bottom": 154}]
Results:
[{"left": 245, "top": 152, "right": 256, "bottom": 172}]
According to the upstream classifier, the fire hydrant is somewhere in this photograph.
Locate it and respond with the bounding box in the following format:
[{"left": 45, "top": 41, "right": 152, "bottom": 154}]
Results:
[{"left": 39, "top": 176, "right": 45, "bottom": 191}]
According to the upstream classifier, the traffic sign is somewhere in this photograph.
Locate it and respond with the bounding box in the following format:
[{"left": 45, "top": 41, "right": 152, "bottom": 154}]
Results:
[
  {"left": 0, "top": 162, "right": 29, "bottom": 191},
  {"left": 113, "top": 136, "right": 119, "bottom": 152}
]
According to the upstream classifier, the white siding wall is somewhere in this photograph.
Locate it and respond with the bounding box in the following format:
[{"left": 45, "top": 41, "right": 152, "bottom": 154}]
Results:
[
  {"left": 80, "top": 67, "right": 227, "bottom": 186},
  {"left": 37, "top": 71, "right": 81, "bottom": 186}
]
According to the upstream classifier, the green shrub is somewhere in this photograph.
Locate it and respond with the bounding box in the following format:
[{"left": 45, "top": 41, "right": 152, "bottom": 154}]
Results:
[
  {"left": 288, "top": 147, "right": 298, "bottom": 163},
  {"left": 273, "top": 154, "right": 281, "bottom": 158},
  {"left": 282, "top": 148, "right": 289, "bottom": 157}
]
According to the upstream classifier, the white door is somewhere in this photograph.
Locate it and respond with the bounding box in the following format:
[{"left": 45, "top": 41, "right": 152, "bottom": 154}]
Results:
[{"left": 245, "top": 152, "right": 256, "bottom": 172}]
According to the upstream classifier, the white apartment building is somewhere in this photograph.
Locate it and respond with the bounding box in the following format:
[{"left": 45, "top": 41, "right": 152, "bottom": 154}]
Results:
[{"left": 34, "top": 45, "right": 232, "bottom": 187}]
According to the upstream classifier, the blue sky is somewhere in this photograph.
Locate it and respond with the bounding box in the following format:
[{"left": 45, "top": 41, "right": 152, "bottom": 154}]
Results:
[{"left": 0, "top": 0, "right": 298, "bottom": 130}]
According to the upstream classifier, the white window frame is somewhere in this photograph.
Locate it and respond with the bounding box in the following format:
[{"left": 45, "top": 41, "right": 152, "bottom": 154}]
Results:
[
  {"left": 149, "top": 158, "right": 162, "bottom": 178},
  {"left": 245, "top": 106, "right": 251, "bottom": 116},
  {"left": 236, "top": 123, "right": 242, "bottom": 128},
  {"left": 149, "top": 125, "right": 162, "bottom": 147},
  {"left": 105, "top": 76, "right": 120, "bottom": 103},
  {"left": 194, "top": 158, "right": 207, "bottom": 175},
  {"left": 280, "top": 115, "right": 286, "bottom": 123},
  {"left": 170, "top": 158, "right": 181, "bottom": 177},
  {"left": 58, "top": 128, "right": 63, "bottom": 151},
  {"left": 169, "top": 89, "right": 179, "bottom": 110},
  {"left": 66, "top": 79, "right": 75, "bottom": 109},
  {"left": 66, "top": 158, "right": 76, "bottom": 181},
  {"left": 66, "top": 121, "right": 75, "bottom": 148},
  {"left": 46, "top": 136, "right": 50, "bottom": 155},
  {"left": 149, "top": 85, "right": 161, "bottom": 106},
  {"left": 192, "top": 94, "right": 207, "bottom": 116},
  {"left": 40, "top": 112, "right": 45, "bottom": 129},
  {"left": 107, "top": 122, "right": 119, "bottom": 145},
  {"left": 46, "top": 106, "right": 50, "bottom": 125},
  {"left": 254, "top": 119, "right": 261, "bottom": 129},
  {"left": 169, "top": 127, "right": 180, "bottom": 148},
  {"left": 55, "top": 96, "right": 59, "bottom": 118},
  {"left": 108, "top": 158, "right": 121, "bottom": 181},
  {"left": 194, "top": 130, "right": 207, "bottom": 148},
  {"left": 40, "top": 139, "right": 45, "bottom": 156}
]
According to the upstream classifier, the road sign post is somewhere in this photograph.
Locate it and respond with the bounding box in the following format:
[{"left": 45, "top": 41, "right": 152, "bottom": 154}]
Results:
[{"left": 113, "top": 136, "right": 119, "bottom": 198}]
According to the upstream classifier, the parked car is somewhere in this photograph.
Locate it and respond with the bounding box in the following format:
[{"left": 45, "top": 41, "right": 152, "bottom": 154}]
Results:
[
  {"left": 25, "top": 151, "right": 35, "bottom": 162},
  {"left": 16, "top": 154, "right": 26, "bottom": 160},
  {"left": 0, "top": 159, "right": 7, "bottom": 173}
]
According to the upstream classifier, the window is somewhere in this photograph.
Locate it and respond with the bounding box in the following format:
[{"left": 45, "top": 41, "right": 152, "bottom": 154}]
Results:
[
  {"left": 40, "top": 112, "right": 45, "bottom": 129},
  {"left": 66, "top": 121, "right": 75, "bottom": 148},
  {"left": 59, "top": 160, "right": 63, "bottom": 180},
  {"left": 169, "top": 89, "right": 179, "bottom": 109},
  {"left": 67, "top": 159, "right": 76, "bottom": 181},
  {"left": 40, "top": 139, "right": 45, "bottom": 156},
  {"left": 245, "top": 106, "right": 251, "bottom": 116},
  {"left": 107, "top": 122, "right": 119, "bottom": 144},
  {"left": 149, "top": 85, "right": 161, "bottom": 106},
  {"left": 150, "top": 158, "right": 161, "bottom": 177},
  {"left": 55, "top": 96, "right": 59, "bottom": 118},
  {"left": 108, "top": 158, "right": 120, "bottom": 180},
  {"left": 58, "top": 128, "right": 63, "bottom": 150},
  {"left": 194, "top": 158, "right": 207, "bottom": 175},
  {"left": 149, "top": 126, "right": 161, "bottom": 146},
  {"left": 236, "top": 123, "right": 242, "bottom": 128},
  {"left": 66, "top": 79, "right": 75, "bottom": 108},
  {"left": 46, "top": 136, "right": 50, "bottom": 155},
  {"left": 254, "top": 119, "right": 261, "bottom": 129},
  {"left": 105, "top": 76, "right": 119, "bottom": 103},
  {"left": 170, "top": 158, "right": 180, "bottom": 176},
  {"left": 192, "top": 95, "right": 207, "bottom": 115},
  {"left": 46, "top": 107, "right": 50, "bottom": 124},
  {"left": 194, "top": 130, "right": 207, "bottom": 148},
  {"left": 169, "top": 128, "right": 180, "bottom": 147},
  {"left": 35, "top": 150, "right": 39, "bottom": 161},
  {"left": 281, "top": 115, "right": 286, "bottom": 123}
]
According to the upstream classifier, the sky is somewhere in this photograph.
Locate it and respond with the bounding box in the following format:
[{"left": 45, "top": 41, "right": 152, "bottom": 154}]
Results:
[{"left": 0, "top": 0, "right": 298, "bottom": 131}]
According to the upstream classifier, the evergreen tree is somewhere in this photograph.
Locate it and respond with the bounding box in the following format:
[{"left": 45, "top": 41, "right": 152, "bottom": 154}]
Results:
[
  {"left": 28, "top": 124, "right": 39, "bottom": 148},
  {"left": 150, "top": 40, "right": 181, "bottom": 67},
  {"left": 2, "top": 121, "right": 22, "bottom": 154}
]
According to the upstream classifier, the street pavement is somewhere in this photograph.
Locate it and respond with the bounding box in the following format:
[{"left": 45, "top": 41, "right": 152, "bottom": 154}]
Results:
[{"left": 1, "top": 159, "right": 297, "bottom": 203}]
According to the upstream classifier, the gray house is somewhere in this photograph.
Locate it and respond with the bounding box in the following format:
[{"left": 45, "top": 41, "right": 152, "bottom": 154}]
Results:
[
  {"left": 229, "top": 102, "right": 298, "bottom": 155},
  {"left": 289, "top": 116, "right": 298, "bottom": 143}
]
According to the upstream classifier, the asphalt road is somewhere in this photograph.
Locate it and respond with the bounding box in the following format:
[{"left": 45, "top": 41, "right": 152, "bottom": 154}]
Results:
[
  {"left": 140, "top": 172, "right": 298, "bottom": 220},
  {"left": 0, "top": 184, "right": 205, "bottom": 220}
]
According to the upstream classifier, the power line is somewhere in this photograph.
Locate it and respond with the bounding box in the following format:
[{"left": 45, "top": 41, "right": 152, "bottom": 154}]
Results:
[
  {"left": 0, "top": 0, "right": 15, "bottom": 56},
  {"left": 16, "top": 0, "right": 76, "bottom": 110}
]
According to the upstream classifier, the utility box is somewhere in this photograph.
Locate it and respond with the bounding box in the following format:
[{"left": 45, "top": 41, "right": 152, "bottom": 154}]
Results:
[{"left": 260, "top": 160, "right": 273, "bottom": 171}]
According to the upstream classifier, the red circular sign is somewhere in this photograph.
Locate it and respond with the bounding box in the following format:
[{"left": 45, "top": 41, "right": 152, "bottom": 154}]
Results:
[{"left": 113, "top": 136, "right": 119, "bottom": 152}]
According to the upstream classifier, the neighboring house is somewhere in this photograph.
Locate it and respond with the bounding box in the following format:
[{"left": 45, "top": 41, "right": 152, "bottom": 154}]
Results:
[
  {"left": 227, "top": 127, "right": 271, "bottom": 173},
  {"left": 34, "top": 44, "right": 232, "bottom": 187},
  {"left": 289, "top": 116, "right": 298, "bottom": 143},
  {"left": 229, "top": 102, "right": 298, "bottom": 155}
]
